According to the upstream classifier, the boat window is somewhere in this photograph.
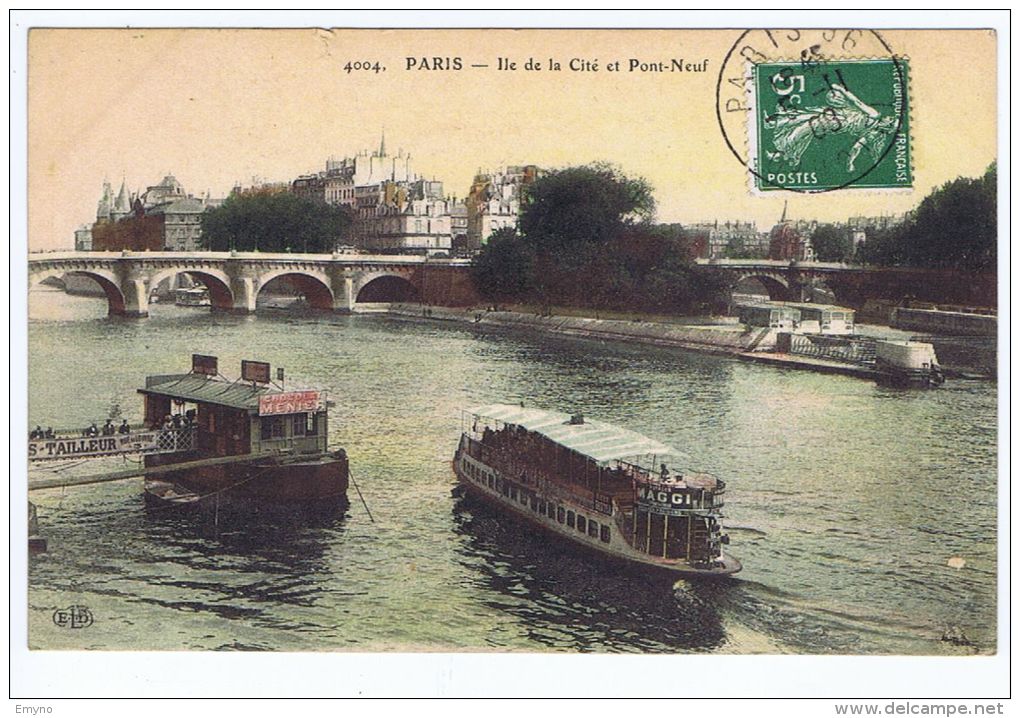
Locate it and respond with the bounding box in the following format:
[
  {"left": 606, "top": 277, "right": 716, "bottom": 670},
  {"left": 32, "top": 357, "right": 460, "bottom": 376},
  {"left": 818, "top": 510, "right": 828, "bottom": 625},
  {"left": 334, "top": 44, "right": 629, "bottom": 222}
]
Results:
[
  {"left": 530, "top": 496, "right": 538, "bottom": 511},
  {"left": 576, "top": 515, "right": 586, "bottom": 533},
  {"left": 600, "top": 525, "right": 611, "bottom": 543},
  {"left": 292, "top": 414, "right": 306, "bottom": 436},
  {"left": 557, "top": 507, "right": 565, "bottom": 523},
  {"left": 510, "top": 486, "right": 518, "bottom": 501},
  {"left": 260, "top": 416, "right": 285, "bottom": 440},
  {"left": 566, "top": 511, "right": 575, "bottom": 528},
  {"left": 538, "top": 500, "right": 546, "bottom": 514},
  {"left": 588, "top": 521, "right": 599, "bottom": 538}
]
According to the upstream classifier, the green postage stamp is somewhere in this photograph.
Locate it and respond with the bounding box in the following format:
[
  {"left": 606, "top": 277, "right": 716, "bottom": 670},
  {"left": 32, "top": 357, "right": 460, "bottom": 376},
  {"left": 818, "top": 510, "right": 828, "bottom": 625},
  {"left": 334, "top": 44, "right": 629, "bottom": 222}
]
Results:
[{"left": 749, "top": 58, "right": 912, "bottom": 193}]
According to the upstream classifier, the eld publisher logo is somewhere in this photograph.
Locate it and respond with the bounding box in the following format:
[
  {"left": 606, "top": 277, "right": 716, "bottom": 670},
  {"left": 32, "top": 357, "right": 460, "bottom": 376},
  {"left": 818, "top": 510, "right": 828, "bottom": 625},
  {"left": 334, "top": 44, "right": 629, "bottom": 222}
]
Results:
[{"left": 52, "top": 605, "right": 93, "bottom": 629}]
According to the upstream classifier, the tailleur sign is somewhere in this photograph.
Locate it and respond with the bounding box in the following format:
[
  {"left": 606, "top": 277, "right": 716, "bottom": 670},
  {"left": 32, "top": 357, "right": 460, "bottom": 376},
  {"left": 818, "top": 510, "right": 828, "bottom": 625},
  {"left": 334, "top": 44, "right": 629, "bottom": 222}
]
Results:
[
  {"left": 28, "top": 431, "right": 162, "bottom": 461},
  {"left": 258, "top": 390, "right": 323, "bottom": 416}
]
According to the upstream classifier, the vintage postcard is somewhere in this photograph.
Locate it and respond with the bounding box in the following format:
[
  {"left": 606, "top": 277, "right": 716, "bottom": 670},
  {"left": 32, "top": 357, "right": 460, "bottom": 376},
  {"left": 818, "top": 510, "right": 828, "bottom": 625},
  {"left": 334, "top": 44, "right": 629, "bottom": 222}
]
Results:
[{"left": 13, "top": 15, "right": 1007, "bottom": 702}]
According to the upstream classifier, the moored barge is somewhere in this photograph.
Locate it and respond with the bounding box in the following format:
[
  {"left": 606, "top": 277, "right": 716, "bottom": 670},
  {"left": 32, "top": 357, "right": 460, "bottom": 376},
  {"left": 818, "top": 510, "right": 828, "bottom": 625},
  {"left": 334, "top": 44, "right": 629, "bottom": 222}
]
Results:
[
  {"left": 454, "top": 404, "right": 740, "bottom": 578},
  {"left": 139, "top": 355, "right": 348, "bottom": 506}
]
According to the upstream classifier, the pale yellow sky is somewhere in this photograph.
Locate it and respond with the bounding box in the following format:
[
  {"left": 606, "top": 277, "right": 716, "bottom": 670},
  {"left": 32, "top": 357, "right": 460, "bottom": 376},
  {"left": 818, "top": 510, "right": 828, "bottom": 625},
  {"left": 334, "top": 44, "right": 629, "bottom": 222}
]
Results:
[{"left": 27, "top": 28, "right": 997, "bottom": 250}]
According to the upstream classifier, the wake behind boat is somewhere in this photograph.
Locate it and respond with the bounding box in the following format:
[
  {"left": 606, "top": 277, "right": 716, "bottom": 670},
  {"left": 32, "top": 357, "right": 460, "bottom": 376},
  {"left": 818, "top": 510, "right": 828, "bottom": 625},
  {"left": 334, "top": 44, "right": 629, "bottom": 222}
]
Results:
[{"left": 454, "top": 404, "right": 740, "bottom": 578}]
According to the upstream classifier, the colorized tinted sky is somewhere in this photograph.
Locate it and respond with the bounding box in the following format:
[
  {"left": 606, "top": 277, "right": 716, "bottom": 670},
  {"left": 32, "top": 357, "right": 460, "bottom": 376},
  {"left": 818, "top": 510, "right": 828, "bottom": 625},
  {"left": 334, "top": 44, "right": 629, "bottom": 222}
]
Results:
[{"left": 27, "top": 28, "right": 996, "bottom": 250}]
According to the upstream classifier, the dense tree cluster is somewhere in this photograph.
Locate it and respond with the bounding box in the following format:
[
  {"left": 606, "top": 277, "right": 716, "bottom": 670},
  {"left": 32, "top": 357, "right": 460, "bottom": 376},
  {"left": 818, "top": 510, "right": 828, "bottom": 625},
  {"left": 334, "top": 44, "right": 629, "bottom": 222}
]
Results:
[
  {"left": 810, "top": 224, "right": 855, "bottom": 263},
  {"left": 857, "top": 164, "right": 996, "bottom": 271},
  {"left": 199, "top": 189, "right": 353, "bottom": 253},
  {"left": 471, "top": 164, "right": 724, "bottom": 314}
]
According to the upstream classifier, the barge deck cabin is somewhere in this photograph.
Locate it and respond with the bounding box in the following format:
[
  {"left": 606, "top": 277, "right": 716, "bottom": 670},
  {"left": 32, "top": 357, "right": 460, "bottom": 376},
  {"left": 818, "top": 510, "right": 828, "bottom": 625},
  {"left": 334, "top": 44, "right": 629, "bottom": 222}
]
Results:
[{"left": 138, "top": 355, "right": 348, "bottom": 504}]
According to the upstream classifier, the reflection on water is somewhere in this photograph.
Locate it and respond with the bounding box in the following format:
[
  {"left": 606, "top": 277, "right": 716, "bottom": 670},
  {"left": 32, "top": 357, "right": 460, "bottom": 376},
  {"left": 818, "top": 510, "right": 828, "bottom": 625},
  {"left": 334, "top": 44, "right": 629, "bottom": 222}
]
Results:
[
  {"left": 26, "top": 291, "right": 997, "bottom": 654},
  {"left": 451, "top": 497, "right": 728, "bottom": 653}
]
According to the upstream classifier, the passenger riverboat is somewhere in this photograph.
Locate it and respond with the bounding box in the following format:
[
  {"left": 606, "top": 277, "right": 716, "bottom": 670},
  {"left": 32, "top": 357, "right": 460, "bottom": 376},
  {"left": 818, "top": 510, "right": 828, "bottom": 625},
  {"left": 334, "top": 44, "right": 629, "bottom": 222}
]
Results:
[
  {"left": 454, "top": 404, "right": 741, "bottom": 578},
  {"left": 138, "top": 355, "right": 348, "bottom": 506}
]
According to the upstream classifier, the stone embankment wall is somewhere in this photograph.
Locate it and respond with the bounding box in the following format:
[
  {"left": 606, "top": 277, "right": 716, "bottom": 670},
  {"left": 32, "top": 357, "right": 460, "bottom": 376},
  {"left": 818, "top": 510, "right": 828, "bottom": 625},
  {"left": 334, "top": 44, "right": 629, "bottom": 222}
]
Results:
[
  {"left": 388, "top": 304, "right": 772, "bottom": 354},
  {"left": 891, "top": 307, "right": 997, "bottom": 337}
]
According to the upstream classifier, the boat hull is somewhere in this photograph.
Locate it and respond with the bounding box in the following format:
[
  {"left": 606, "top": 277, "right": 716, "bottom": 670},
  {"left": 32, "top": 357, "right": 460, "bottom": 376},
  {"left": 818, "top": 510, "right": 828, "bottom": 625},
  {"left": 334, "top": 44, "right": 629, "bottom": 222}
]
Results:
[
  {"left": 454, "top": 453, "right": 740, "bottom": 579},
  {"left": 146, "top": 452, "right": 349, "bottom": 505}
]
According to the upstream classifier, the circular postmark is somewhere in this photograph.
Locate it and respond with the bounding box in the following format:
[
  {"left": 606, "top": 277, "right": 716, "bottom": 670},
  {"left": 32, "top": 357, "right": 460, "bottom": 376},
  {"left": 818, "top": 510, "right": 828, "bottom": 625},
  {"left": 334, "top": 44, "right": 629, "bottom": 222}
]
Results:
[{"left": 715, "top": 30, "right": 912, "bottom": 193}]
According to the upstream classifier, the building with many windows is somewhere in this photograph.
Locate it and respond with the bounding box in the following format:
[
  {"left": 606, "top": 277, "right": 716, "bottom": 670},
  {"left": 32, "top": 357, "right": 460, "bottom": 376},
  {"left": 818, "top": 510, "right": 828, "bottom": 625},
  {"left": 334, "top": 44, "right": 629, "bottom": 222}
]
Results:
[
  {"left": 352, "top": 178, "right": 452, "bottom": 254},
  {"left": 449, "top": 199, "right": 468, "bottom": 252},
  {"left": 685, "top": 220, "right": 768, "bottom": 259},
  {"left": 294, "top": 135, "right": 455, "bottom": 254},
  {"left": 466, "top": 165, "right": 539, "bottom": 249},
  {"left": 89, "top": 174, "right": 220, "bottom": 251}
]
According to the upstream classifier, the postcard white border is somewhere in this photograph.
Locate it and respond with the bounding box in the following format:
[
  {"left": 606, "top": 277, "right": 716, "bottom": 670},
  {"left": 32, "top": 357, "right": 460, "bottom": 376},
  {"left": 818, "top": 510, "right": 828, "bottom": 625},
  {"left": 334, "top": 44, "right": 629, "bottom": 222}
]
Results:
[{"left": 8, "top": 8, "right": 1011, "bottom": 706}]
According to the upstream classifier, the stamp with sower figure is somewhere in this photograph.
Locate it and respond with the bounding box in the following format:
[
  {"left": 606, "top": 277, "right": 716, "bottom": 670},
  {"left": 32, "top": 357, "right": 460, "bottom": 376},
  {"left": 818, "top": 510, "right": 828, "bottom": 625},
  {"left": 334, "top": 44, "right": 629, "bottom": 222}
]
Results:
[{"left": 716, "top": 30, "right": 913, "bottom": 194}]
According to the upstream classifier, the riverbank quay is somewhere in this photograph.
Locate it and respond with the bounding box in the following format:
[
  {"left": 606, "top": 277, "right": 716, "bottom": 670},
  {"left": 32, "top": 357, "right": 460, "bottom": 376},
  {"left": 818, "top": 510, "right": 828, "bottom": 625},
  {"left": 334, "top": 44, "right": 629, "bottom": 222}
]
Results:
[
  {"left": 387, "top": 304, "right": 995, "bottom": 382},
  {"left": 388, "top": 303, "right": 765, "bottom": 355}
]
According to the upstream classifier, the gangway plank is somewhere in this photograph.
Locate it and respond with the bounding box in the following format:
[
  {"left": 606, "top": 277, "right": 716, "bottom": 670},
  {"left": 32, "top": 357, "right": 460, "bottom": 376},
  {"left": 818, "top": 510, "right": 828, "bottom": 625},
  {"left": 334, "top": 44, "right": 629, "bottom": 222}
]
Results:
[{"left": 28, "top": 452, "right": 276, "bottom": 492}]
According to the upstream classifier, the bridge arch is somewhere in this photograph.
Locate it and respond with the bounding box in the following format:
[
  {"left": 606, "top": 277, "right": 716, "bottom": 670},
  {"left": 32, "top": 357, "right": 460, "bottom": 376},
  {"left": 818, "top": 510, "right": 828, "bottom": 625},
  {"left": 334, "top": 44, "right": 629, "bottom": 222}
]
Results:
[
  {"left": 729, "top": 273, "right": 795, "bottom": 302},
  {"left": 355, "top": 272, "right": 420, "bottom": 304},
  {"left": 29, "top": 268, "right": 126, "bottom": 315},
  {"left": 148, "top": 267, "right": 234, "bottom": 312},
  {"left": 256, "top": 270, "right": 334, "bottom": 310}
]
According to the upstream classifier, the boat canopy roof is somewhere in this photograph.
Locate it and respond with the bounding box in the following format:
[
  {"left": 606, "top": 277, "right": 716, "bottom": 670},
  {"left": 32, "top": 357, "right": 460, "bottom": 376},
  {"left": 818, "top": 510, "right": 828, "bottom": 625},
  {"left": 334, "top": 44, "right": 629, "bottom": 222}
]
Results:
[
  {"left": 467, "top": 403, "right": 681, "bottom": 464},
  {"left": 139, "top": 373, "right": 269, "bottom": 411},
  {"left": 770, "top": 301, "right": 853, "bottom": 312}
]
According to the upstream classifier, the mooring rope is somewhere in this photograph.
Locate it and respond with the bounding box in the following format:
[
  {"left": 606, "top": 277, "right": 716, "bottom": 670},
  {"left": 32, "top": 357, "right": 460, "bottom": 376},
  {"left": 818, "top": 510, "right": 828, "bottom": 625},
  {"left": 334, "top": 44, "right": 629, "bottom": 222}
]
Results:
[{"left": 347, "top": 467, "right": 375, "bottom": 523}]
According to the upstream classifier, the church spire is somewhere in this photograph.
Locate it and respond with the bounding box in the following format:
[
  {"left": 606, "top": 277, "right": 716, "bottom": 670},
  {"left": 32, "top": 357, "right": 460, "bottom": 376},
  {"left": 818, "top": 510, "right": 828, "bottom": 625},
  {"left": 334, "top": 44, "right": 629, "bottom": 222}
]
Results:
[
  {"left": 379, "top": 128, "right": 386, "bottom": 157},
  {"left": 779, "top": 199, "right": 789, "bottom": 223},
  {"left": 114, "top": 179, "right": 130, "bottom": 214}
]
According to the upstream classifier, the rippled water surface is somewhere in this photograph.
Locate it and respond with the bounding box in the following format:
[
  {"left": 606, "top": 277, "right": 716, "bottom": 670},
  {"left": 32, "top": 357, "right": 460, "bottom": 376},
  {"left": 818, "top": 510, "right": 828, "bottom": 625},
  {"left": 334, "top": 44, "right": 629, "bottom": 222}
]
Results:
[{"left": 26, "top": 290, "right": 998, "bottom": 654}]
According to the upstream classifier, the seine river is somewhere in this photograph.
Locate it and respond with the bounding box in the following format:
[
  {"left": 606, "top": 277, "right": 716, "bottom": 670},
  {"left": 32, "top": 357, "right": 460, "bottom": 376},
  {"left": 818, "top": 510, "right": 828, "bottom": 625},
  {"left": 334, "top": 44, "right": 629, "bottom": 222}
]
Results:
[{"left": 26, "top": 289, "right": 998, "bottom": 654}]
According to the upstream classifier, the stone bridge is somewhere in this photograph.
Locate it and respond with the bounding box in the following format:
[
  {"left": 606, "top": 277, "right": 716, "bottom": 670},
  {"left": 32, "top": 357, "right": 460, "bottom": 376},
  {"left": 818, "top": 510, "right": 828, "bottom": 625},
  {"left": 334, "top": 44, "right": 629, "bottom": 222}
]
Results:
[
  {"left": 28, "top": 251, "right": 479, "bottom": 317},
  {"left": 694, "top": 259, "right": 997, "bottom": 309}
]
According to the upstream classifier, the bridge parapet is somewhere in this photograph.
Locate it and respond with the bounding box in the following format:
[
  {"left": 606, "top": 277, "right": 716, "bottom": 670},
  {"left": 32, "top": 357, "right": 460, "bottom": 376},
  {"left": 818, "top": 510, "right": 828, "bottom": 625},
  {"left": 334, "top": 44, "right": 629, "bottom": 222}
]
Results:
[{"left": 29, "top": 251, "right": 476, "bottom": 316}]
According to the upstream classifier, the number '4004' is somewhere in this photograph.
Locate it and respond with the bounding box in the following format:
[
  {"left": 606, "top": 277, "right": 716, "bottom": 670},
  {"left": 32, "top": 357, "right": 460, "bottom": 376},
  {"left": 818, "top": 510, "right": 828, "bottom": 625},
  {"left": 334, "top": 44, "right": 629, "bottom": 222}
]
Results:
[{"left": 344, "top": 61, "right": 384, "bottom": 73}]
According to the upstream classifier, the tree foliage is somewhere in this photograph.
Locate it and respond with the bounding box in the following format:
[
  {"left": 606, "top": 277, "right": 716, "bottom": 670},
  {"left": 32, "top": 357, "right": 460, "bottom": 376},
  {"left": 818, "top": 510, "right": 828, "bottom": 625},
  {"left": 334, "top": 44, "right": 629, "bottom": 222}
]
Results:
[
  {"left": 810, "top": 223, "right": 853, "bottom": 262},
  {"left": 199, "top": 190, "right": 353, "bottom": 253},
  {"left": 519, "top": 163, "right": 655, "bottom": 254},
  {"left": 857, "top": 164, "right": 996, "bottom": 271},
  {"left": 471, "top": 164, "right": 724, "bottom": 314},
  {"left": 470, "top": 227, "right": 534, "bottom": 300}
]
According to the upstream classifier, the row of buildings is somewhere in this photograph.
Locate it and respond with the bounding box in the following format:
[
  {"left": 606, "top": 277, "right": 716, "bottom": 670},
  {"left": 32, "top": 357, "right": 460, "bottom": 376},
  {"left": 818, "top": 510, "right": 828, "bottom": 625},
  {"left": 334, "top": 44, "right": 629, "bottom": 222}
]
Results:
[
  {"left": 269, "top": 135, "right": 537, "bottom": 255},
  {"left": 684, "top": 208, "right": 911, "bottom": 262},
  {"left": 72, "top": 136, "right": 907, "bottom": 259},
  {"left": 76, "top": 175, "right": 221, "bottom": 252},
  {"left": 78, "top": 135, "right": 539, "bottom": 256}
]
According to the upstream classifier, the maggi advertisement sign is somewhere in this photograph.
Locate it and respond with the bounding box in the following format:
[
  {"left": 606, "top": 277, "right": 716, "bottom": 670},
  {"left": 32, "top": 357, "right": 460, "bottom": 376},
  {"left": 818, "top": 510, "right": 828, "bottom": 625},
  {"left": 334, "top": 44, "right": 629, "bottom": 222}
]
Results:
[{"left": 258, "top": 390, "right": 322, "bottom": 416}]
